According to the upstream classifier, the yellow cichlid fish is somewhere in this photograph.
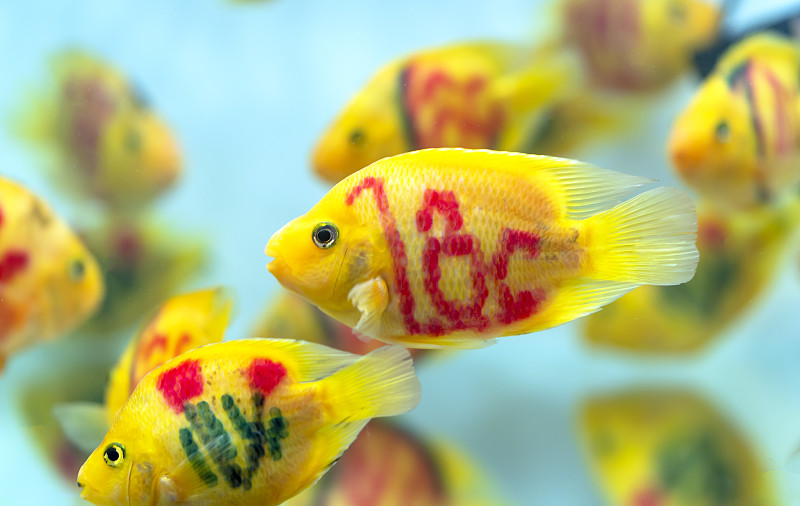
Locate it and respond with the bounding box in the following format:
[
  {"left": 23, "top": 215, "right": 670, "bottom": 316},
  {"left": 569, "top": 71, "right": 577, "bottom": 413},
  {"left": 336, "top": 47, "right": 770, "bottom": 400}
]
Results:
[
  {"left": 670, "top": 33, "right": 800, "bottom": 209},
  {"left": 266, "top": 148, "right": 699, "bottom": 349},
  {"left": 77, "top": 339, "right": 421, "bottom": 506},
  {"left": 55, "top": 287, "right": 232, "bottom": 453},
  {"left": 580, "top": 390, "right": 778, "bottom": 505},
  {"left": 0, "top": 177, "right": 103, "bottom": 371},
  {"left": 285, "top": 420, "right": 509, "bottom": 506},
  {"left": 584, "top": 197, "right": 800, "bottom": 353},
  {"left": 312, "top": 42, "right": 581, "bottom": 183},
  {"left": 562, "top": 0, "right": 720, "bottom": 91},
  {"left": 21, "top": 51, "right": 181, "bottom": 211}
]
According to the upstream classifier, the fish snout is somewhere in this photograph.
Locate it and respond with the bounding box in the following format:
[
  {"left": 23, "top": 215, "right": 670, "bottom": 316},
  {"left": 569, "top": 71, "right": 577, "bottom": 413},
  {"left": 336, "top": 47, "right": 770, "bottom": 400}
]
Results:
[{"left": 668, "top": 130, "right": 703, "bottom": 177}]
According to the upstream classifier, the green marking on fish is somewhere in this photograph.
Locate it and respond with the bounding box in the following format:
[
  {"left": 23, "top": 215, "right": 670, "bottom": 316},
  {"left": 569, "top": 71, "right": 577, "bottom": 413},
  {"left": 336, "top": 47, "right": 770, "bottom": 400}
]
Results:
[{"left": 179, "top": 428, "right": 218, "bottom": 487}]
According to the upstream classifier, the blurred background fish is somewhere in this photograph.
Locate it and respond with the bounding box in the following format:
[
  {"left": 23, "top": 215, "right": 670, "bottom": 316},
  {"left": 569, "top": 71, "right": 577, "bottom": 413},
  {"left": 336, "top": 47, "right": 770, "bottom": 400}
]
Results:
[
  {"left": 580, "top": 390, "right": 777, "bottom": 505},
  {"left": 0, "top": 177, "right": 103, "bottom": 372}
]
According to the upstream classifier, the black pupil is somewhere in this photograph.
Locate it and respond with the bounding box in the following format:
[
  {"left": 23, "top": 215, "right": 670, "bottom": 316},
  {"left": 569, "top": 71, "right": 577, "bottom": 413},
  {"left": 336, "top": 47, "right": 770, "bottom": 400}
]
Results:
[
  {"left": 71, "top": 260, "right": 85, "bottom": 278},
  {"left": 317, "top": 228, "right": 333, "bottom": 243},
  {"left": 716, "top": 121, "right": 729, "bottom": 141},
  {"left": 670, "top": 2, "right": 685, "bottom": 20},
  {"left": 349, "top": 130, "right": 365, "bottom": 145},
  {"left": 106, "top": 447, "right": 119, "bottom": 461}
]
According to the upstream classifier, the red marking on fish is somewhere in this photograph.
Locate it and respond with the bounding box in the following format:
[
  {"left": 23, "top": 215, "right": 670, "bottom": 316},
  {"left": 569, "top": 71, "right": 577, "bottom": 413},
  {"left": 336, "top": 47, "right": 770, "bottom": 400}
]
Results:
[
  {"left": 0, "top": 251, "right": 30, "bottom": 284},
  {"left": 141, "top": 333, "right": 168, "bottom": 363},
  {"left": 63, "top": 77, "right": 117, "bottom": 175},
  {"left": 631, "top": 486, "right": 664, "bottom": 506},
  {"left": 762, "top": 66, "right": 792, "bottom": 156},
  {"left": 699, "top": 221, "right": 727, "bottom": 249},
  {"left": 174, "top": 333, "right": 193, "bottom": 355},
  {"left": 246, "top": 358, "right": 287, "bottom": 395},
  {"left": 156, "top": 359, "right": 204, "bottom": 413}
]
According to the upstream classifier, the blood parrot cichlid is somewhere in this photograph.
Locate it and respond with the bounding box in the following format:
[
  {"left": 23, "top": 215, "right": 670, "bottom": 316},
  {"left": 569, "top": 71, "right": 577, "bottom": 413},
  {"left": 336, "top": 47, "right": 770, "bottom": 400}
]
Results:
[
  {"left": 55, "top": 287, "right": 232, "bottom": 452},
  {"left": 562, "top": 0, "right": 720, "bottom": 91},
  {"left": 0, "top": 177, "right": 103, "bottom": 372},
  {"left": 266, "top": 148, "right": 699, "bottom": 349},
  {"left": 77, "top": 339, "right": 421, "bottom": 505},
  {"left": 20, "top": 51, "right": 181, "bottom": 211},
  {"left": 669, "top": 33, "right": 800, "bottom": 209},
  {"left": 312, "top": 42, "right": 581, "bottom": 183}
]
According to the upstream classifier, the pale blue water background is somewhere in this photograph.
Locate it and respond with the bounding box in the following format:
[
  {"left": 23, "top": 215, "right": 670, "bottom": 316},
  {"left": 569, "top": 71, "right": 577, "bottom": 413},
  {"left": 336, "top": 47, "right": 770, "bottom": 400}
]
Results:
[{"left": 1, "top": 0, "right": 800, "bottom": 504}]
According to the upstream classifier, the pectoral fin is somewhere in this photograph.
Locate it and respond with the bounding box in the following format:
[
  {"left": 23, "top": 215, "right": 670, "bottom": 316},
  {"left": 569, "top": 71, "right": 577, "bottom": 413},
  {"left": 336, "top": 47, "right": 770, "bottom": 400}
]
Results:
[
  {"left": 347, "top": 277, "right": 389, "bottom": 338},
  {"left": 52, "top": 402, "right": 110, "bottom": 453}
]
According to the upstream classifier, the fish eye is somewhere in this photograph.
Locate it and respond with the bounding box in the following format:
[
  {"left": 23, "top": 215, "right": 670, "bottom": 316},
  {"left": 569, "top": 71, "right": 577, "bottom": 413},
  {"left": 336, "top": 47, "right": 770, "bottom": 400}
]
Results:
[
  {"left": 312, "top": 222, "right": 339, "bottom": 249},
  {"left": 103, "top": 443, "right": 125, "bottom": 468},
  {"left": 669, "top": 1, "right": 686, "bottom": 21},
  {"left": 126, "top": 127, "right": 142, "bottom": 153},
  {"left": 349, "top": 129, "right": 366, "bottom": 147},
  {"left": 69, "top": 259, "right": 86, "bottom": 281},
  {"left": 715, "top": 121, "right": 731, "bottom": 143}
]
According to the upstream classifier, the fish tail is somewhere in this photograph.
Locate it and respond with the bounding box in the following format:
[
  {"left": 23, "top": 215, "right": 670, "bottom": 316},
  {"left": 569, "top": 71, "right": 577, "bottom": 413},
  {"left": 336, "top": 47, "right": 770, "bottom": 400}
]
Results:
[
  {"left": 584, "top": 186, "right": 699, "bottom": 285},
  {"left": 323, "top": 345, "right": 421, "bottom": 422}
]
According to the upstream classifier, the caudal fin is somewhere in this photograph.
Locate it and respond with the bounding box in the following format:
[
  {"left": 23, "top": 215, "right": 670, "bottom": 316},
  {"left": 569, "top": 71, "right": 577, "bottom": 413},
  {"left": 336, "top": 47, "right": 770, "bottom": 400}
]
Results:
[
  {"left": 325, "top": 345, "right": 421, "bottom": 422},
  {"left": 585, "top": 186, "right": 699, "bottom": 285}
]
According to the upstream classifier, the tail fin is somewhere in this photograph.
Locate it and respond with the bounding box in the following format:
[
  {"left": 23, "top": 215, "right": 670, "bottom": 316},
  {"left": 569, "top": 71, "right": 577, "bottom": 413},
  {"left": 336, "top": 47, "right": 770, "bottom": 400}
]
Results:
[
  {"left": 324, "top": 345, "right": 421, "bottom": 422},
  {"left": 584, "top": 187, "right": 699, "bottom": 285}
]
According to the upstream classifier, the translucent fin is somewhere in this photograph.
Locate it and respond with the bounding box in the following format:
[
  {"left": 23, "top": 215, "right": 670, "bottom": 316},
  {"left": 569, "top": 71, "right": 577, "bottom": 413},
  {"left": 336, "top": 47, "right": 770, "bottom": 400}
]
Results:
[
  {"left": 207, "top": 338, "right": 357, "bottom": 382},
  {"left": 389, "top": 149, "right": 651, "bottom": 220},
  {"left": 347, "top": 277, "right": 389, "bottom": 338},
  {"left": 534, "top": 279, "right": 639, "bottom": 333},
  {"left": 323, "top": 345, "right": 421, "bottom": 422},
  {"left": 52, "top": 402, "right": 109, "bottom": 453},
  {"left": 584, "top": 187, "right": 699, "bottom": 285}
]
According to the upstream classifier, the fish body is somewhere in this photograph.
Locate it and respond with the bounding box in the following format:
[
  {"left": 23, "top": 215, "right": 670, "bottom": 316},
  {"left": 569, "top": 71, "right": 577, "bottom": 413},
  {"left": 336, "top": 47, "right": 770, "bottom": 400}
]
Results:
[
  {"left": 562, "top": 0, "right": 720, "bottom": 90},
  {"left": 312, "top": 42, "right": 581, "bottom": 183},
  {"left": 267, "top": 148, "right": 699, "bottom": 348},
  {"left": 0, "top": 177, "right": 103, "bottom": 370},
  {"left": 580, "top": 390, "right": 778, "bottom": 505},
  {"left": 583, "top": 201, "right": 798, "bottom": 353},
  {"left": 77, "top": 339, "right": 421, "bottom": 506},
  {"left": 23, "top": 51, "right": 181, "bottom": 210},
  {"left": 670, "top": 33, "right": 800, "bottom": 209}
]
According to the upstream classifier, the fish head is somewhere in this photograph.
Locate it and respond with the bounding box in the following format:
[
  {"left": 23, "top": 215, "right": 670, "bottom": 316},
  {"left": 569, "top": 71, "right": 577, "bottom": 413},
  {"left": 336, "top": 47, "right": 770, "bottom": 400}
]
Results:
[
  {"left": 658, "top": 0, "right": 719, "bottom": 52},
  {"left": 99, "top": 106, "right": 182, "bottom": 206},
  {"left": 669, "top": 77, "right": 755, "bottom": 191},
  {"left": 312, "top": 65, "right": 408, "bottom": 183},
  {"left": 266, "top": 198, "right": 380, "bottom": 311},
  {"left": 78, "top": 434, "right": 157, "bottom": 506}
]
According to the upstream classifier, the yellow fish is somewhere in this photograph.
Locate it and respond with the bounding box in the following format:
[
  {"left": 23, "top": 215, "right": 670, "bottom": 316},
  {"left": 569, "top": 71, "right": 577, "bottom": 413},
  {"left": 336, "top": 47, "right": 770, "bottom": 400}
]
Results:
[
  {"left": 253, "top": 289, "right": 429, "bottom": 360},
  {"left": 285, "top": 420, "right": 509, "bottom": 506},
  {"left": 670, "top": 33, "right": 800, "bottom": 209},
  {"left": 266, "top": 148, "right": 699, "bottom": 348},
  {"left": 55, "top": 287, "right": 232, "bottom": 452},
  {"left": 312, "top": 42, "right": 581, "bottom": 183},
  {"left": 562, "top": 0, "right": 720, "bottom": 91},
  {"left": 580, "top": 390, "right": 777, "bottom": 505},
  {"left": 584, "top": 199, "right": 799, "bottom": 353},
  {"left": 0, "top": 177, "right": 103, "bottom": 372},
  {"left": 21, "top": 51, "right": 181, "bottom": 211},
  {"left": 78, "top": 339, "right": 420, "bottom": 505}
]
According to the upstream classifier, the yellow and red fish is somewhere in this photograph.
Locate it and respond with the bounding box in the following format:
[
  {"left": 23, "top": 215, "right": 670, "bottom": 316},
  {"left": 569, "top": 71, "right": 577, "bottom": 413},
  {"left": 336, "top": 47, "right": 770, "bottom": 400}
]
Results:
[
  {"left": 580, "top": 390, "right": 777, "bottom": 505},
  {"left": 562, "top": 0, "right": 720, "bottom": 91},
  {"left": 20, "top": 51, "right": 181, "bottom": 211},
  {"left": 78, "top": 340, "right": 421, "bottom": 506},
  {"left": 80, "top": 220, "right": 206, "bottom": 335},
  {"left": 312, "top": 42, "right": 581, "bottom": 183},
  {"left": 0, "top": 177, "right": 103, "bottom": 372},
  {"left": 670, "top": 33, "right": 800, "bottom": 209},
  {"left": 55, "top": 287, "right": 232, "bottom": 452},
  {"left": 584, "top": 200, "right": 799, "bottom": 353},
  {"left": 267, "top": 148, "right": 699, "bottom": 348},
  {"left": 253, "top": 289, "right": 429, "bottom": 360},
  {"left": 285, "top": 420, "right": 509, "bottom": 506}
]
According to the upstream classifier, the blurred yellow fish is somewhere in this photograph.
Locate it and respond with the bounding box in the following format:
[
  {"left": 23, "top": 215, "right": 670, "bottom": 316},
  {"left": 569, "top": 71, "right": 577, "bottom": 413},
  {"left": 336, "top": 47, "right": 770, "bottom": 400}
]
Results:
[
  {"left": 55, "top": 287, "right": 232, "bottom": 452},
  {"left": 77, "top": 339, "right": 421, "bottom": 506},
  {"left": 20, "top": 51, "right": 181, "bottom": 211},
  {"left": 0, "top": 177, "right": 103, "bottom": 372},
  {"left": 562, "top": 0, "right": 720, "bottom": 90},
  {"left": 580, "top": 390, "right": 777, "bottom": 505},
  {"left": 285, "top": 420, "right": 509, "bottom": 506},
  {"left": 253, "top": 289, "right": 429, "bottom": 360},
  {"left": 80, "top": 220, "right": 206, "bottom": 335},
  {"left": 312, "top": 42, "right": 582, "bottom": 183},
  {"left": 670, "top": 33, "right": 800, "bottom": 209},
  {"left": 584, "top": 200, "right": 799, "bottom": 353},
  {"left": 266, "top": 148, "right": 699, "bottom": 348}
]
